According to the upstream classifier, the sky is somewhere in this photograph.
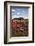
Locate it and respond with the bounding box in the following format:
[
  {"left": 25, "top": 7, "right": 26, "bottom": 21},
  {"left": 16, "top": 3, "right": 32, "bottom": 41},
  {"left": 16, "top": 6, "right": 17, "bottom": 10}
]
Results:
[{"left": 11, "top": 7, "right": 29, "bottom": 19}]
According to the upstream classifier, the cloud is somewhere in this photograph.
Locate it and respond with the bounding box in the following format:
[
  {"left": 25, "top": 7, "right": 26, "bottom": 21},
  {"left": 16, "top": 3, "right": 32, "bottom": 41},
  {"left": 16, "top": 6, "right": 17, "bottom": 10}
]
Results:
[
  {"left": 23, "top": 16, "right": 28, "bottom": 19},
  {"left": 12, "top": 9, "right": 15, "bottom": 12},
  {"left": 12, "top": 15, "right": 28, "bottom": 19},
  {"left": 17, "top": 12, "right": 20, "bottom": 15}
]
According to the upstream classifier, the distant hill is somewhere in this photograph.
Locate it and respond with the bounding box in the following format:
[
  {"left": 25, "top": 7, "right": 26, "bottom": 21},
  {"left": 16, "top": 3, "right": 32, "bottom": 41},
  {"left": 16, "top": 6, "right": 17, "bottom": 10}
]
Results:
[{"left": 12, "top": 17, "right": 24, "bottom": 20}]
